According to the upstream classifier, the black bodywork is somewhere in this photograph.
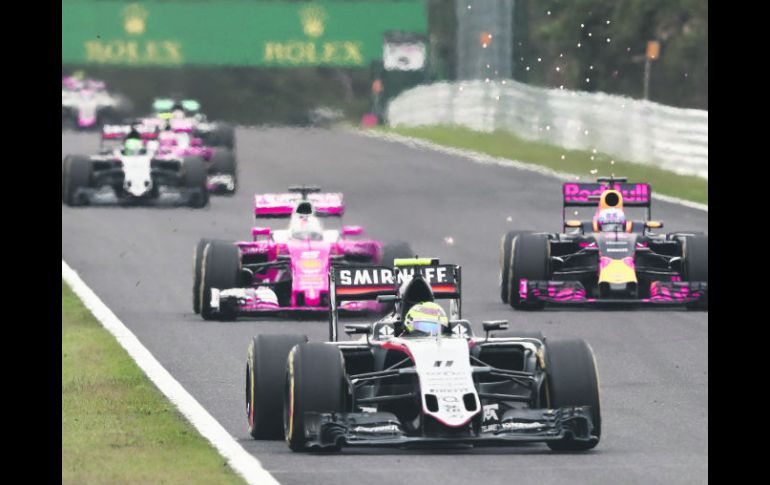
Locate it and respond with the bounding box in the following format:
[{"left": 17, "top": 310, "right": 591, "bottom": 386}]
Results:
[{"left": 304, "top": 262, "right": 598, "bottom": 448}]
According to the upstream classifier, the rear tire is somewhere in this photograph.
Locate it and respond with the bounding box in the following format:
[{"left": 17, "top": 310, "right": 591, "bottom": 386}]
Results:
[
  {"left": 62, "top": 156, "right": 92, "bottom": 206},
  {"left": 500, "top": 231, "right": 531, "bottom": 303},
  {"left": 184, "top": 157, "right": 209, "bottom": 208},
  {"left": 380, "top": 241, "right": 414, "bottom": 267},
  {"left": 545, "top": 339, "right": 601, "bottom": 451},
  {"left": 247, "top": 334, "right": 308, "bottom": 439},
  {"left": 509, "top": 234, "right": 549, "bottom": 310},
  {"left": 284, "top": 343, "right": 347, "bottom": 451},
  {"left": 200, "top": 241, "right": 241, "bottom": 321},
  {"left": 679, "top": 234, "right": 708, "bottom": 310}
]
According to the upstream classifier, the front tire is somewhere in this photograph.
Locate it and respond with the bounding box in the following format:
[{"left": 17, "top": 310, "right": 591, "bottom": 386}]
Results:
[
  {"left": 284, "top": 343, "right": 347, "bottom": 451},
  {"left": 62, "top": 156, "right": 92, "bottom": 206},
  {"left": 509, "top": 233, "right": 549, "bottom": 310},
  {"left": 210, "top": 149, "right": 238, "bottom": 194},
  {"left": 200, "top": 241, "right": 241, "bottom": 321},
  {"left": 247, "top": 334, "right": 308, "bottom": 439},
  {"left": 184, "top": 157, "right": 209, "bottom": 208},
  {"left": 193, "top": 238, "right": 227, "bottom": 314},
  {"left": 500, "top": 231, "right": 531, "bottom": 303},
  {"left": 545, "top": 339, "right": 601, "bottom": 451},
  {"left": 679, "top": 234, "right": 708, "bottom": 310}
]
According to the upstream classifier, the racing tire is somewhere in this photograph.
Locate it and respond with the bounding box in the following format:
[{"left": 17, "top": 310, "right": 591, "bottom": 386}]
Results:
[
  {"left": 210, "top": 149, "right": 238, "bottom": 194},
  {"left": 545, "top": 339, "right": 601, "bottom": 451},
  {"left": 500, "top": 231, "right": 532, "bottom": 303},
  {"left": 214, "top": 124, "right": 236, "bottom": 149},
  {"left": 679, "top": 234, "right": 708, "bottom": 310},
  {"left": 509, "top": 233, "right": 549, "bottom": 310},
  {"left": 183, "top": 157, "right": 209, "bottom": 208},
  {"left": 62, "top": 156, "right": 92, "bottom": 206},
  {"left": 284, "top": 343, "right": 347, "bottom": 452},
  {"left": 200, "top": 241, "right": 241, "bottom": 321},
  {"left": 200, "top": 125, "right": 235, "bottom": 149},
  {"left": 381, "top": 241, "right": 414, "bottom": 267},
  {"left": 193, "top": 238, "right": 228, "bottom": 314},
  {"left": 247, "top": 334, "right": 308, "bottom": 439}
]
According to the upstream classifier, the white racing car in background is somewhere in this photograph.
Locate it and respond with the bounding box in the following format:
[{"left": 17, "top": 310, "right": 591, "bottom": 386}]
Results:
[{"left": 61, "top": 131, "right": 209, "bottom": 208}]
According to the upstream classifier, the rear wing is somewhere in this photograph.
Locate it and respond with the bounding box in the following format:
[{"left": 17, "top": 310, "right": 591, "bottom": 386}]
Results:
[
  {"left": 562, "top": 178, "right": 651, "bottom": 229},
  {"left": 254, "top": 192, "right": 345, "bottom": 218},
  {"left": 328, "top": 260, "right": 461, "bottom": 341},
  {"left": 102, "top": 123, "right": 158, "bottom": 141}
]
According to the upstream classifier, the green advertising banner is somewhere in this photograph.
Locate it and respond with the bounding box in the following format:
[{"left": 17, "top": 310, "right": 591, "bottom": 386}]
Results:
[{"left": 62, "top": 1, "right": 427, "bottom": 67}]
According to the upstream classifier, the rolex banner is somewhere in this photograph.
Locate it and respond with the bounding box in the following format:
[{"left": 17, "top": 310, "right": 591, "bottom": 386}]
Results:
[{"left": 62, "top": 1, "right": 427, "bottom": 67}]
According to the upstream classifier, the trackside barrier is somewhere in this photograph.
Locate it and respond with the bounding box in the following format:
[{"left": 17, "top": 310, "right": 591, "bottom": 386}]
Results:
[{"left": 386, "top": 80, "right": 708, "bottom": 179}]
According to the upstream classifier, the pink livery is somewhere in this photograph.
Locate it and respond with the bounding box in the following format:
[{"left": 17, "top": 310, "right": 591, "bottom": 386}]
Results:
[{"left": 196, "top": 187, "right": 394, "bottom": 320}]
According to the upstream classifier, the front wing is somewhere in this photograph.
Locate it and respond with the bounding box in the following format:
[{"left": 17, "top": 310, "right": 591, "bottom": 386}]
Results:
[
  {"left": 519, "top": 279, "right": 708, "bottom": 306},
  {"left": 301, "top": 407, "right": 597, "bottom": 449},
  {"left": 210, "top": 287, "right": 383, "bottom": 315}
]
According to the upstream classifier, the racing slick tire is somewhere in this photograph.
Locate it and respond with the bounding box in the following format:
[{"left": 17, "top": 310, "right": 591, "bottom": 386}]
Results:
[
  {"left": 200, "top": 241, "right": 241, "bottom": 321},
  {"left": 215, "top": 124, "right": 236, "bottom": 149},
  {"left": 509, "top": 233, "right": 549, "bottom": 310},
  {"left": 183, "top": 156, "right": 209, "bottom": 208},
  {"left": 284, "top": 343, "right": 348, "bottom": 452},
  {"left": 193, "top": 238, "right": 228, "bottom": 314},
  {"left": 545, "top": 339, "right": 601, "bottom": 451},
  {"left": 247, "top": 334, "right": 308, "bottom": 439},
  {"left": 210, "top": 149, "right": 238, "bottom": 194},
  {"left": 200, "top": 124, "right": 235, "bottom": 149},
  {"left": 500, "top": 230, "right": 532, "bottom": 303},
  {"left": 62, "top": 156, "right": 92, "bottom": 206},
  {"left": 679, "top": 234, "right": 708, "bottom": 310},
  {"left": 381, "top": 241, "right": 414, "bottom": 267}
]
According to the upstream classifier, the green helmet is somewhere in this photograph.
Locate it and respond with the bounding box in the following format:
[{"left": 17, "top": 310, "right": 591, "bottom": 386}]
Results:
[
  {"left": 403, "top": 302, "right": 448, "bottom": 337},
  {"left": 123, "top": 138, "right": 144, "bottom": 156}
]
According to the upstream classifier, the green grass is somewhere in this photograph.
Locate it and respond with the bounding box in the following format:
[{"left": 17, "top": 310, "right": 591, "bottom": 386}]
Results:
[
  {"left": 62, "top": 280, "right": 245, "bottom": 485},
  {"left": 381, "top": 125, "right": 707, "bottom": 205}
]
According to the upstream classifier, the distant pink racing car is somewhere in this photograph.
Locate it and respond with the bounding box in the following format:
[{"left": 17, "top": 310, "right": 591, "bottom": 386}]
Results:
[{"left": 193, "top": 186, "right": 413, "bottom": 320}]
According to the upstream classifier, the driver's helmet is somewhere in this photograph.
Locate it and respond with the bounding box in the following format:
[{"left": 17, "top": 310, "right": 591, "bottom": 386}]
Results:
[
  {"left": 403, "top": 302, "right": 449, "bottom": 337},
  {"left": 123, "top": 138, "right": 144, "bottom": 156},
  {"left": 596, "top": 208, "right": 626, "bottom": 231}
]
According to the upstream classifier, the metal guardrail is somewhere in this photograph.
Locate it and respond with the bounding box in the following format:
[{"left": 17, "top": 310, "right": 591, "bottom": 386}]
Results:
[{"left": 386, "top": 79, "right": 708, "bottom": 179}]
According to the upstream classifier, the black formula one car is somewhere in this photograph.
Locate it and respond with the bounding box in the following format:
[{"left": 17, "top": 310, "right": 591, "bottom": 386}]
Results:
[
  {"left": 499, "top": 177, "right": 708, "bottom": 310},
  {"left": 245, "top": 258, "right": 601, "bottom": 452}
]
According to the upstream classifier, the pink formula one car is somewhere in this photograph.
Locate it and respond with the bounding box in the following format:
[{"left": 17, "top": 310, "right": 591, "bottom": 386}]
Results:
[
  {"left": 62, "top": 76, "right": 128, "bottom": 130},
  {"left": 193, "top": 186, "right": 414, "bottom": 320}
]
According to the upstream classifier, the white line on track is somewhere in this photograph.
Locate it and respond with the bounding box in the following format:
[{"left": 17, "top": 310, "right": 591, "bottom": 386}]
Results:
[
  {"left": 62, "top": 259, "right": 279, "bottom": 485},
  {"left": 353, "top": 129, "right": 708, "bottom": 213}
]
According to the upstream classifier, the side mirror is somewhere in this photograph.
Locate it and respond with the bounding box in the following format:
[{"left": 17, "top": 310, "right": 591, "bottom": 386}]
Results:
[
  {"left": 482, "top": 320, "right": 509, "bottom": 333},
  {"left": 342, "top": 225, "right": 364, "bottom": 237},
  {"left": 344, "top": 324, "right": 371, "bottom": 335},
  {"left": 251, "top": 227, "right": 271, "bottom": 240},
  {"left": 565, "top": 220, "right": 582, "bottom": 228},
  {"left": 645, "top": 221, "right": 663, "bottom": 229},
  {"left": 376, "top": 295, "right": 398, "bottom": 304}
]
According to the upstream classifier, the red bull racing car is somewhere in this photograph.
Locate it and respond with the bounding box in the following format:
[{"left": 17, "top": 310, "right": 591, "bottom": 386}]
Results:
[{"left": 499, "top": 177, "right": 708, "bottom": 310}]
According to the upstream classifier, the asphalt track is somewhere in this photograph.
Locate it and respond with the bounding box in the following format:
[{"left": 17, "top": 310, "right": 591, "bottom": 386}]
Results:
[{"left": 62, "top": 127, "right": 708, "bottom": 485}]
